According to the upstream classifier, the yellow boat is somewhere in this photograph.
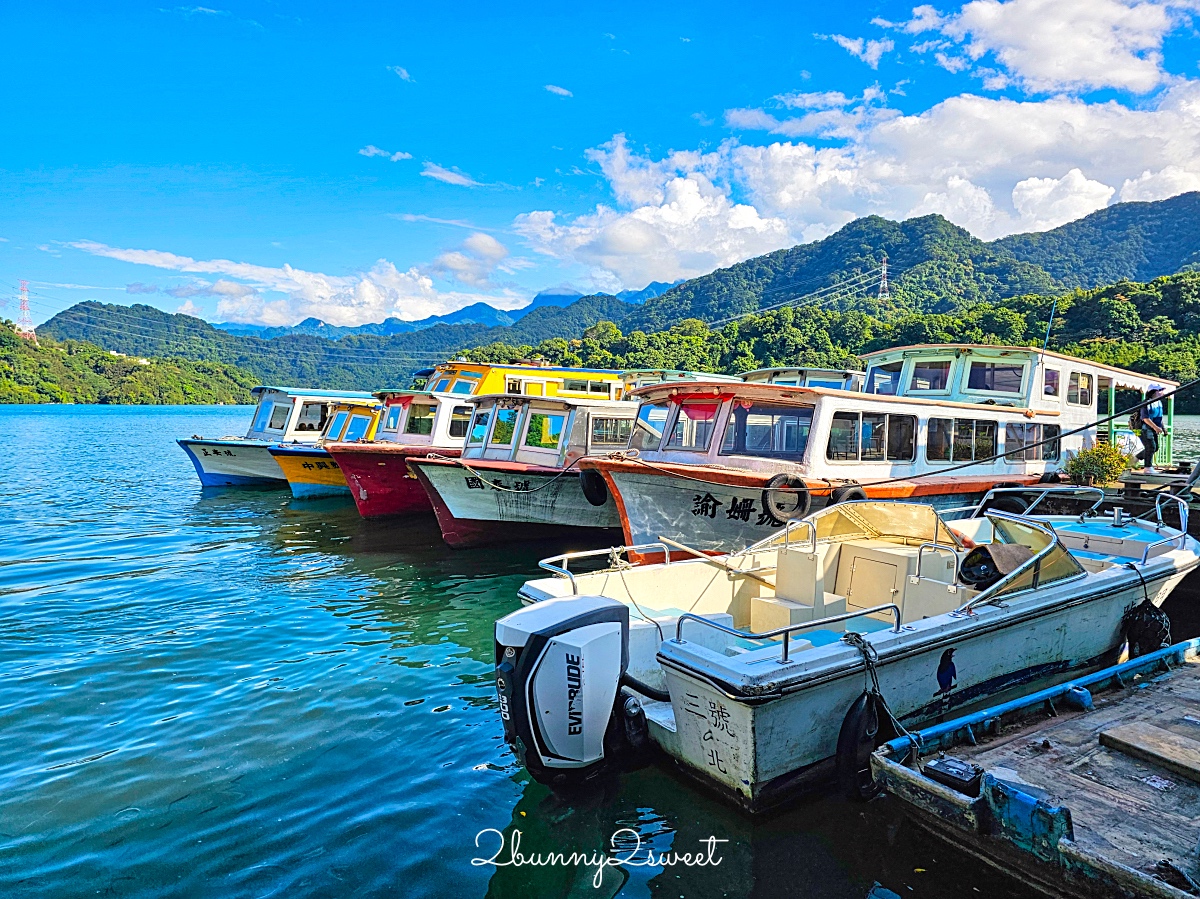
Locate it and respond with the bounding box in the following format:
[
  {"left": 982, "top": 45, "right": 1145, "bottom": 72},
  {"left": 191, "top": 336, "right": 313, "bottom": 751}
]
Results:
[
  {"left": 268, "top": 399, "right": 382, "bottom": 498},
  {"left": 418, "top": 361, "right": 624, "bottom": 398}
]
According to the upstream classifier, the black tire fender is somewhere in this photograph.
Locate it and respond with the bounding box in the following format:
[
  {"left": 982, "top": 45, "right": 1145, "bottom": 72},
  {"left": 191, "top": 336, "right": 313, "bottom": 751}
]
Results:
[
  {"left": 830, "top": 484, "right": 869, "bottom": 504},
  {"left": 762, "top": 473, "right": 811, "bottom": 522},
  {"left": 981, "top": 495, "right": 1028, "bottom": 515},
  {"left": 579, "top": 469, "right": 609, "bottom": 507},
  {"left": 835, "top": 691, "right": 885, "bottom": 801}
]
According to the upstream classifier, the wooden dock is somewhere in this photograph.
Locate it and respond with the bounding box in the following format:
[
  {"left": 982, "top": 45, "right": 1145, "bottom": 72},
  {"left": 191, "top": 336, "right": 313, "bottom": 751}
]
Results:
[{"left": 872, "top": 641, "right": 1200, "bottom": 899}]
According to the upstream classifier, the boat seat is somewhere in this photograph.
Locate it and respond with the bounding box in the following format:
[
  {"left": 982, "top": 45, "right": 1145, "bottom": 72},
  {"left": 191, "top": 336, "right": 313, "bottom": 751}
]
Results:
[{"left": 627, "top": 609, "right": 736, "bottom": 693}]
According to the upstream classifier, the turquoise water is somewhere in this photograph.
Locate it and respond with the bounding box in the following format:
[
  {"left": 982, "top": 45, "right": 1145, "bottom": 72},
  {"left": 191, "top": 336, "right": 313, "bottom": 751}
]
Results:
[{"left": 0, "top": 405, "right": 1038, "bottom": 899}]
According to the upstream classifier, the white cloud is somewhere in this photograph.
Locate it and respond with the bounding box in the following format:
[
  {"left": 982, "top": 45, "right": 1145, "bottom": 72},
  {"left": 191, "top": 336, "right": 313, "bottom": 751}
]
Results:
[
  {"left": 822, "top": 34, "right": 895, "bottom": 68},
  {"left": 776, "top": 90, "right": 854, "bottom": 109},
  {"left": 545, "top": 84, "right": 573, "bottom": 97},
  {"left": 359, "top": 144, "right": 412, "bottom": 162},
  {"left": 874, "top": 5, "right": 946, "bottom": 33},
  {"left": 930, "top": 0, "right": 1183, "bottom": 94},
  {"left": 69, "top": 240, "right": 525, "bottom": 327},
  {"left": 387, "top": 65, "right": 413, "bottom": 81},
  {"left": 176, "top": 300, "right": 203, "bottom": 316},
  {"left": 421, "top": 162, "right": 481, "bottom": 187},
  {"left": 1121, "top": 164, "right": 1200, "bottom": 200},
  {"left": 432, "top": 233, "right": 512, "bottom": 286},
  {"left": 1011, "top": 168, "right": 1116, "bottom": 230}
]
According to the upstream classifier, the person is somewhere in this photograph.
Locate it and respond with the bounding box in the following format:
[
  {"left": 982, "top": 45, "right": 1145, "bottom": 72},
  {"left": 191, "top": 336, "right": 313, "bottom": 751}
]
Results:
[{"left": 1138, "top": 385, "right": 1166, "bottom": 472}]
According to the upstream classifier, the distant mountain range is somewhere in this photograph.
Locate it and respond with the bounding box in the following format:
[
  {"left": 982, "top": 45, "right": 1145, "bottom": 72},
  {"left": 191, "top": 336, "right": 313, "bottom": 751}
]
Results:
[
  {"left": 34, "top": 192, "right": 1200, "bottom": 391},
  {"left": 214, "top": 281, "right": 682, "bottom": 340}
]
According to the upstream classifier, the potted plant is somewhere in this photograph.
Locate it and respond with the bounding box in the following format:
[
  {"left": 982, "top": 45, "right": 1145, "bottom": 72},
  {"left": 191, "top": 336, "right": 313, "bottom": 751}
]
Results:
[{"left": 1065, "top": 444, "right": 1131, "bottom": 486}]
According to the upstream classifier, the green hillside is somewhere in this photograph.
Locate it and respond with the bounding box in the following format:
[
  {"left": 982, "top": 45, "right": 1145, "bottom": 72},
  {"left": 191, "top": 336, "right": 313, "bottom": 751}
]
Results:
[{"left": 0, "top": 322, "right": 258, "bottom": 404}]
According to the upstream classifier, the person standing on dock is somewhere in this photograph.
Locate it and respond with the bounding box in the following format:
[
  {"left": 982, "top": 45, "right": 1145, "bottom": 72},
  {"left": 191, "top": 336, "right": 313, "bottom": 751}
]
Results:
[{"left": 1138, "top": 384, "right": 1166, "bottom": 473}]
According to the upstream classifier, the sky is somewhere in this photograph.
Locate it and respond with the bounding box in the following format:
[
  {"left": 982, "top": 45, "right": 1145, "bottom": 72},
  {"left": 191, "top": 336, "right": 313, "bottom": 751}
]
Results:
[{"left": 4, "top": 0, "right": 1200, "bottom": 328}]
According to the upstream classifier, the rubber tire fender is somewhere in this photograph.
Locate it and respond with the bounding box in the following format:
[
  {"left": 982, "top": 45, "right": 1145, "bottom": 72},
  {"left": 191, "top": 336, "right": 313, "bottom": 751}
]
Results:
[
  {"left": 830, "top": 484, "right": 869, "bottom": 504},
  {"left": 579, "top": 469, "right": 609, "bottom": 507},
  {"left": 762, "top": 473, "right": 811, "bottom": 522},
  {"left": 835, "top": 691, "right": 885, "bottom": 801},
  {"left": 981, "top": 495, "right": 1028, "bottom": 515}
]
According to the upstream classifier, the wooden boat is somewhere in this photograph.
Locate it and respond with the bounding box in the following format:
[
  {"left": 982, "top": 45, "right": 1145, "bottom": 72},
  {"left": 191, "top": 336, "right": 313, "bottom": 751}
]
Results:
[
  {"left": 580, "top": 345, "right": 1174, "bottom": 557},
  {"left": 408, "top": 394, "right": 639, "bottom": 547},
  {"left": 177, "top": 386, "right": 373, "bottom": 487},
  {"left": 324, "top": 390, "right": 474, "bottom": 518},
  {"left": 492, "top": 491, "right": 1198, "bottom": 813},
  {"left": 267, "top": 399, "right": 382, "bottom": 498},
  {"left": 871, "top": 639, "right": 1200, "bottom": 899}
]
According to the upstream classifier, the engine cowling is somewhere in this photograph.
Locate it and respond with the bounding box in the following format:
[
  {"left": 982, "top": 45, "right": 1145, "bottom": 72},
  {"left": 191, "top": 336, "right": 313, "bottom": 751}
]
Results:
[{"left": 495, "top": 595, "right": 649, "bottom": 789}]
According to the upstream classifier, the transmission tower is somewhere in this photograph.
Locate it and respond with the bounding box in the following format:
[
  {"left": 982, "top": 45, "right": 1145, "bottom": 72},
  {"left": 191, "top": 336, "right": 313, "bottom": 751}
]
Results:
[
  {"left": 16, "top": 280, "right": 37, "bottom": 340},
  {"left": 877, "top": 258, "right": 891, "bottom": 302}
]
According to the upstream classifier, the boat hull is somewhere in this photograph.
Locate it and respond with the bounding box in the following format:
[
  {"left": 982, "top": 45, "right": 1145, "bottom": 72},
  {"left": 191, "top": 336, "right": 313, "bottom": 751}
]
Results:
[
  {"left": 177, "top": 438, "right": 287, "bottom": 487},
  {"left": 653, "top": 559, "right": 1195, "bottom": 813},
  {"left": 409, "top": 458, "right": 622, "bottom": 548},
  {"left": 267, "top": 445, "right": 350, "bottom": 498},
  {"left": 590, "top": 460, "right": 1038, "bottom": 556},
  {"left": 324, "top": 444, "right": 458, "bottom": 518}
]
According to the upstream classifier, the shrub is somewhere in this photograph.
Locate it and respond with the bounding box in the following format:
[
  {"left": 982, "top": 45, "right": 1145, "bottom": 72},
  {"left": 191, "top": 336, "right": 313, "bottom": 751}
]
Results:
[{"left": 1065, "top": 444, "right": 1131, "bottom": 485}]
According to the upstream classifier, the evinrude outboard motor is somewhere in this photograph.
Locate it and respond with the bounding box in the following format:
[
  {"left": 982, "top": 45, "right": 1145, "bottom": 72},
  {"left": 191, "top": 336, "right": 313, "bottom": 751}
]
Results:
[{"left": 494, "top": 595, "right": 651, "bottom": 790}]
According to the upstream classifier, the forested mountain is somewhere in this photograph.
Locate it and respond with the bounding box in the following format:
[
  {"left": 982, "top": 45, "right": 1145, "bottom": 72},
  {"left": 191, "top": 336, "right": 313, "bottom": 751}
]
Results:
[{"left": 0, "top": 322, "right": 257, "bottom": 404}]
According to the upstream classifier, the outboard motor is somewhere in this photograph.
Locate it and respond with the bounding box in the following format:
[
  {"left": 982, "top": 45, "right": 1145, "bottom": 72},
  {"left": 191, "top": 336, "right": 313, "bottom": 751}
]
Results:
[{"left": 494, "top": 595, "right": 651, "bottom": 790}]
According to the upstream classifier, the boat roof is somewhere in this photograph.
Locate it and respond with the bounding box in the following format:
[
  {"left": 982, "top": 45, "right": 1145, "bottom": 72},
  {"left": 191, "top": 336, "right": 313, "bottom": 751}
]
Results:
[
  {"left": 251, "top": 386, "right": 376, "bottom": 400},
  {"left": 629, "top": 379, "right": 839, "bottom": 403},
  {"left": 434, "top": 362, "right": 623, "bottom": 376},
  {"left": 466, "top": 393, "right": 638, "bottom": 410},
  {"left": 859, "top": 344, "right": 1179, "bottom": 387},
  {"left": 739, "top": 366, "right": 863, "bottom": 380},
  {"left": 373, "top": 389, "right": 462, "bottom": 401},
  {"left": 619, "top": 368, "right": 741, "bottom": 381}
]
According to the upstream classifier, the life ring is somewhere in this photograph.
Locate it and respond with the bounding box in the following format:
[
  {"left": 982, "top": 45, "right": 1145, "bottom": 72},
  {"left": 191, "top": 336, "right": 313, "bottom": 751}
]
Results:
[
  {"left": 835, "top": 691, "right": 886, "bottom": 801},
  {"left": 830, "top": 484, "right": 869, "bottom": 504},
  {"left": 762, "top": 473, "right": 811, "bottom": 522},
  {"left": 579, "top": 469, "right": 609, "bottom": 507}
]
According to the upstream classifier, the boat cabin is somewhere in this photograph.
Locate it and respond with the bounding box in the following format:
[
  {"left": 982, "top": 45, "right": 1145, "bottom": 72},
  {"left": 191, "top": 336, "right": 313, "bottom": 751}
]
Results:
[
  {"left": 244, "top": 387, "right": 375, "bottom": 443},
  {"left": 316, "top": 399, "right": 383, "bottom": 446},
  {"left": 620, "top": 369, "right": 742, "bottom": 392},
  {"left": 462, "top": 394, "right": 639, "bottom": 468},
  {"left": 420, "top": 361, "right": 626, "bottom": 400},
  {"left": 740, "top": 366, "right": 864, "bottom": 391},
  {"left": 368, "top": 389, "right": 476, "bottom": 448}
]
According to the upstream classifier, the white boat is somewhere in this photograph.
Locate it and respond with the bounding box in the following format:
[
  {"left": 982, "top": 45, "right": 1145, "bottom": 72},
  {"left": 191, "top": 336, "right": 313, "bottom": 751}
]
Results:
[
  {"left": 178, "top": 386, "right": 373, "bottom": 487},
  {"left": 581, "top": 345, "right": 1175, "bottom": 557},
  {"left": 492, "top": 490, "right": 1199, "bottom": 812}
]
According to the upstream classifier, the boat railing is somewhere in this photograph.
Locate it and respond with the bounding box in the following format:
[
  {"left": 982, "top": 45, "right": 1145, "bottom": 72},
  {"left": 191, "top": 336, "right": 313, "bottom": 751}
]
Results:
[
  {"left": 673, "top": 602, "right": 902, "bottom": 663},
  {"left": 744, "top": 518, "right": 817, "bottom": 555},
  {"left": 915, "top": 541, "right": 961, "bottom": 587},
  {"left": 538, "top": 543, "right": 671, "bottom": 594},
  {"left": 1154, "top": 492, "right": 1190, "bottom": 535},
  {"left": 952, "top": 511, "right": 1072, "bottom": 616},
  {"left": 942, "top": 486, "right": 1105, "bottom": 520}
]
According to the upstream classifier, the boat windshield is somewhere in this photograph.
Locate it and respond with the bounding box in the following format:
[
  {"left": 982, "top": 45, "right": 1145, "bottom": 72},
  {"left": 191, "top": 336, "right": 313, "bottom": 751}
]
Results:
[
  {"left": 758, "top": 501, "right": 964, "bottom": 549},
  {"left": 989, "top": 517, "right": 1084, "bottom": 596}
]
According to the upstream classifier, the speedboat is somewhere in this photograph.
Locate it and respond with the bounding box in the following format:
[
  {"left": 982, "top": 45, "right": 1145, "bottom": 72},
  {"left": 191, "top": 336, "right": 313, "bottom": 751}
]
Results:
[{"left": 492, "top": 490, "right": 1199, "bottom": 812}]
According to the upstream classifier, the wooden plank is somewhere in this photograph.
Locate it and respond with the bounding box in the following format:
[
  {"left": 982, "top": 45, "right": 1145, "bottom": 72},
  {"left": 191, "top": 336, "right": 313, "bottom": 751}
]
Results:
[{"left": 1100, "top": 722, "right": 1200, "bottom": 784}]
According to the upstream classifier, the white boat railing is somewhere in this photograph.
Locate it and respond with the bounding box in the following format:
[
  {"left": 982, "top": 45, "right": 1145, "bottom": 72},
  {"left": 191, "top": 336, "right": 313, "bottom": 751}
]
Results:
[
  {"left": 743, "top": 517, "right": 818, "bottom": 555},
  {"left": 1154, "top": 492, "right": 1190, "bottom": 535},
  {"left": 538, "top": 543, "right": 671, "bottom": 594},
  {"left": 916, "top": 541, "right": 961, "bottom": 585},
  {"left": 942, "top": 485, "right": 1106, "bottom": 520},
  {"left": 673, "top": 603, "right": 903, "bottom": 663}
]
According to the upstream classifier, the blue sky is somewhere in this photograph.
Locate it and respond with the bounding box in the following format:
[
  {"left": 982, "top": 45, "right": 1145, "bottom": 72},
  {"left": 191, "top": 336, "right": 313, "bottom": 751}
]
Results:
[{"left": 4, "top": 0, "right": 1200, "bottom": 327}]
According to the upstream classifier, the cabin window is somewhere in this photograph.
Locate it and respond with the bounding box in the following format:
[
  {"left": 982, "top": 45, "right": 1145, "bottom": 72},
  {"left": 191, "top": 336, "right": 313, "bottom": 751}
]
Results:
[
  {"left": 865, "top": 361, "right": 903, "bottom": 395},
  {"left": 382, "top": 405, "right": 404, "bottom": 432},
  {"left": 488, "top": 408, "right": 522, "bottom": 446},
  {"left": 506, "top": 378, "right": 521, "bottom": 394},
  {"left": 721, "top": 403, "right": 813, "bottom": 460},
  {"left": 1004, "top": 423, "right": 1061, "bottom": 462},
  {"left": 1044, "top": 369, "right": 1060, "bottom": 397},
  {"left": 524, "top": 412, "right": 566, "bottom": 450},
  {"left": 927, "top": 418, "right": 953, "bottom": 462},
  {"left": 252, "top": 401, "right": 274, "bottom": 432},
  {"left": 910, "top": 360, "right": 952, "bottom": 391},
  {"left": 562, "top": 379, "right": 589, "bottom": 392},
  {"left": 296, "top": 402, "right": 327, "bottom": 432},
  {"left": 629, "top": 402, "right": 669, "bottom": 451},
  {"left": 825, "top": 412, "right": 915, "bottom": 462},
  {"left": 431, "top": 377, "right": 451, "bottom": 393},
  {"left": 468, "top": 410, "right": 491, "bottom": 444},
  {"left": 325, "top": 411, "right": 349, "bottom": 441},
  {"left": 967, "top": 361, "right": 1024, "bottom": 393},
  {"left": 665, "top": 401, "right": 719, "bottom": 452},
  {"left": 404, "top": 403, "right": 435, "bottom": 436},
  {"left": 449, "top": 406, "right": 472, "bottom": 439},
  {"left": 591, "top": 417, "right": 633, "bottom": 447},
  {"left": 268, "top": 403, "right": 291, "bottom": 430},
  {"left": 807, "top": 379, "right": 842, "bottom": 390},
  {"left": 1067, "top": 372, "right": 1093, "bottom": 406},
  {"left": 589, "top": 381, "right": 611, "bottom": 396},
  {"left": 450, "top": 379, "right": 475, "bottom": 395},
  {"left": 927, "top": 418, "right": 996, "bottom": 462},
  {"left": 343, "top": 414, "right": 372, "bottom": 443}
]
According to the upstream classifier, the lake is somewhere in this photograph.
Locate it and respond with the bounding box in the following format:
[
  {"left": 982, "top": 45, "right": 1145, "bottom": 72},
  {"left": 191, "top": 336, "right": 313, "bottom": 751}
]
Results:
[{"left": 5, "top": 405, "right": 1195, "bottom": 899}]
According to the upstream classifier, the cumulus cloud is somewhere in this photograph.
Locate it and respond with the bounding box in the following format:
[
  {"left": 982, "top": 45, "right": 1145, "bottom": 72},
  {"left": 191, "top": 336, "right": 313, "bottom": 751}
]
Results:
[
  {"left": 69, "top": 240, "right": 525, "bottom": 327},
  {"left": 359, "top": 144, "right": 412, "bottom": 162},
  {"left": 545, "top": 84, "right": 573, "bottom": 96},
  {"left": 821, "top": 34, "right": 895, "bottom": 68},
  {"left": 420, "top": 162, "right": 481, "bottom": 186},
  {"left": 432, "top": 233, "right": 513, "bottom": 286},
  {"left": 176, "top": 300, "right": 203, "bottom": 316}
]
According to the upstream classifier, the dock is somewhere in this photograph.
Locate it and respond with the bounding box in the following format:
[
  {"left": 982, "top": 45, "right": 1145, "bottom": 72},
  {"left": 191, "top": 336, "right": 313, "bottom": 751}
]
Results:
[{"left": 872, "top": 641, "right": 1200, "bottom": 899}]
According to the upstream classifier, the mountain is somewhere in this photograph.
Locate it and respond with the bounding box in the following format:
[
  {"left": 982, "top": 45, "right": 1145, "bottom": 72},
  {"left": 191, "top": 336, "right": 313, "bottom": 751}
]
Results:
[{"left": 996, "top": 191, "right": 1200, "bottom": 288}]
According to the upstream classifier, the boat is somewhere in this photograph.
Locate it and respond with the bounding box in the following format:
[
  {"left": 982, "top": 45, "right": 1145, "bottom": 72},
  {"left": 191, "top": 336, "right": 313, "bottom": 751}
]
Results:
[
  {"left": 177, "top": 386, "right": 374, "bottom": 487},
  {"left": 580, "top": 344, "right": 1174, "bottom": 557},
  {"left": 267, "top": 398, "right": 383, "bottom": 498},
  {"left": 871, "top": 639, "right": 1200, "bottom": 899},
  {"left": 324, "top": 389, "right": 475, "bottom": 518},
  {"left": 408, "top": 393, "right": 639, "bottom": 548},
  {"left": 491, "top": 490, "right": 1198, "bottom": 813}
]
